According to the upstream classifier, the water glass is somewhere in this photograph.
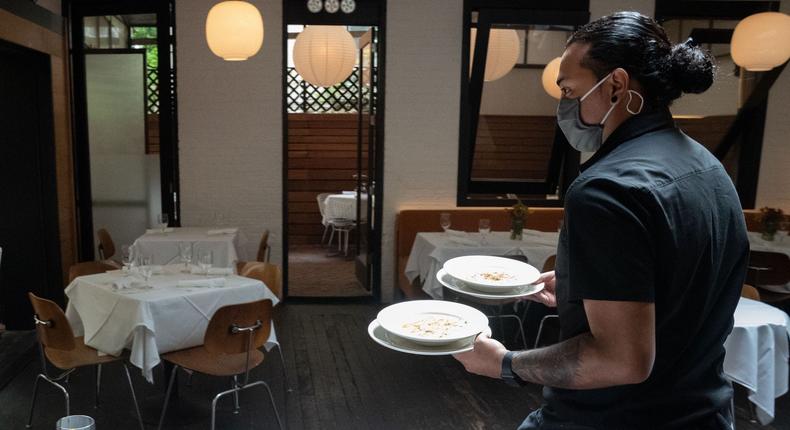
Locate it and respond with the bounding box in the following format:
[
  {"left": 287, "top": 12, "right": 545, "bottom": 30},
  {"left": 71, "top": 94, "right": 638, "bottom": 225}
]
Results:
[
  {"left": 440, "top": 212, "right": 452, "bottom": 232},
  {"left": 121, "top": 245, "right": 133, "bottom": 270},
  {"left": 140, "top": 256, "right": 153, "bottom": 288},
  {"left": 158, "top": 213, "right": 169, "bottom": 233},
  {"left": 179, "top": 242, "right": 193, "bottom": 273},
  {"left": 478, "top": 218, "right": 491, "bottom": 244},
  {"left": 198, "top": 251, "right": 213, "bottom": 276}
]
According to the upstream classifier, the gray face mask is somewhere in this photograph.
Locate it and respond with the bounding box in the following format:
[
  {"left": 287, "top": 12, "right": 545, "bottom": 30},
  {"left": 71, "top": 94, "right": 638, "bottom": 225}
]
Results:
[{"left": 556, "top": 72, "right": 644, "bottom": 152}]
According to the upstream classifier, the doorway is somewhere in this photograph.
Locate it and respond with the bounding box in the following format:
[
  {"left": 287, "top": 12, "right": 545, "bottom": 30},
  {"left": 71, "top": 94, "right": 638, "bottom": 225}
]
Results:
[
  {"left": 68, "top": 0, "right": 179, "bottom": 260},
  {"left": 283, "top": 1, "right": 386, "bottom": 301}
]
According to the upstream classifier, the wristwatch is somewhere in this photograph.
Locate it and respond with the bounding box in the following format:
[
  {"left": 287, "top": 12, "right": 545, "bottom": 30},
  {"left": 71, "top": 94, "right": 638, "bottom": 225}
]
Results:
[{"left": 501, "top": 351, "right": 527, "bottom": 387}]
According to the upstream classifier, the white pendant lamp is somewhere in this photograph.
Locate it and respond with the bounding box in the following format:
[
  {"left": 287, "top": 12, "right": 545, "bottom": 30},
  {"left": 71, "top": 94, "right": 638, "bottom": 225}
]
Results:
[
  {"left": 731, "top": 12, "right": 790, "bottom": 71},
  {"left": 470, "top": 28, "right": 520, "bottom": 82},
  {"left": 293, "top": 25, "right": 357, "bottom": 87},
  {"left": 205, "top": 1, "right": 264, "bottom": 61},
  {"left": 542, "top": 57, "right": 563, "bottom": 100}
]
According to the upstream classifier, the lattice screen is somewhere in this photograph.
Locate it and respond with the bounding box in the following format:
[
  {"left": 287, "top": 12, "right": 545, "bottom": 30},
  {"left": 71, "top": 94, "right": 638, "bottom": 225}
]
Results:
[{"left": 286, "top": 67, "right": 371, "bottom": 113}]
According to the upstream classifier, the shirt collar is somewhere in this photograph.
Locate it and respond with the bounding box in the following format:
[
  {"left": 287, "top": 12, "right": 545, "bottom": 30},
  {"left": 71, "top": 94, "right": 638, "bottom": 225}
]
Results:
[{"left": 580, "top": 107, "right": 675, "bottom": 172}]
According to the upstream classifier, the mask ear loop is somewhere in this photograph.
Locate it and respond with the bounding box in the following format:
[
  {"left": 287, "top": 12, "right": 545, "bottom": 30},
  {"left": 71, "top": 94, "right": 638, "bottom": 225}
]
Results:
[{"left": 626, "top": 90, "right": 644, "bottom": 115}]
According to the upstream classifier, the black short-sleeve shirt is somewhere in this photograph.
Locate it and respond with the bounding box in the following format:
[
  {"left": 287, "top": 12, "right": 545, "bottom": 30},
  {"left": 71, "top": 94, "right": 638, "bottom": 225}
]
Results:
[{"left": 543, "top": 108, "right": 749, "bottom": 429}]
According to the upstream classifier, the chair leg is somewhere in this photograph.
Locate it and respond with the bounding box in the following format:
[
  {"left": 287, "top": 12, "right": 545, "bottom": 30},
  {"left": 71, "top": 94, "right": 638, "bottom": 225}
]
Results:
[
  {"left": 211, "top": 386, "right": 239, "bottom": 430},
  {"left": 261, "top": 381, "right": 285, "bottom": 430},
  {"left": 95, "top": 364, "right": 102, "bottom": 408},
  {"left": 122, "top": 363, "right": 145, "bottom": 430},
  {"left": 321, "top": 225, "right": 329, "bottom": 245},
  {"left": 327, "top": 227, "right": 335, "bottom": 249},
  {"left": 232, "top": 375, "right": 241, "bottom": 414},
  {"left": 157, "top": 364, "right": 180, "bottom": 430},
  {"left": 26, "top": 374, "right": 44, "bottom": 428}
]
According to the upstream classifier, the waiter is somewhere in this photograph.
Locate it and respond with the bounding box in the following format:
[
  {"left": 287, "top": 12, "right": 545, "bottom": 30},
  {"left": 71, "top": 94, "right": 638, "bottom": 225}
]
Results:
[{"left": 454, "top": 11, "right": 749, "bottom": 429}]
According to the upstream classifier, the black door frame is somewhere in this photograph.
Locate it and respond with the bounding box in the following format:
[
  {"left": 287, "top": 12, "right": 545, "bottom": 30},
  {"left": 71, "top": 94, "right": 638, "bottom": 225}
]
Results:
[
  {"left": 66, "top": 0, "right": 179, "bottom": 260},
  {"left": 282, "top": 0, "right": 386, "bottom": 303}
]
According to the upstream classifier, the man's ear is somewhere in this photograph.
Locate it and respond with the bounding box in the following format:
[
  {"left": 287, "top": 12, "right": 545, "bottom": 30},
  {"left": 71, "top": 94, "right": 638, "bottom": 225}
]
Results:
[{"left": 609, "top": 67, "right": 630, "bottom": 103}]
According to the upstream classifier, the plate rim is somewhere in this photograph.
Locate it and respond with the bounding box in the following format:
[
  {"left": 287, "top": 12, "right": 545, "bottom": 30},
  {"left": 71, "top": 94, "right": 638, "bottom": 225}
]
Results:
[
  {"left": 368, "top": 319, "right": 483, "bottom": 356},
  {"left": 376, "top": 300, "right": 488, "bottom": 345},
  {"left": 437, "top": 268, "right": 545, "bottom": 300},
  {"left": 443, "top": 255, "right": 540, "bottom": 289}
]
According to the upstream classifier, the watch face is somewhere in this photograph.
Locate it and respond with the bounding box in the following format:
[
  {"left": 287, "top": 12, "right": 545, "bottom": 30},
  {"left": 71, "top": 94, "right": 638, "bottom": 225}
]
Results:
[
  {"left": 324, "top": 0, "right": 340, "bottom": 13},
  {"left": 340, "top": 0, "right": 356, "bottom": 13},
  {"left": 306, "top": 0, "right": 322, "bottom": 13}
]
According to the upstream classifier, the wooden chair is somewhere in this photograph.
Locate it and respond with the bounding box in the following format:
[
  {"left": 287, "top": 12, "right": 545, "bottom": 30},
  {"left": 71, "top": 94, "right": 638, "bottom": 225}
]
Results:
[
  {"left": 256, "top": 229, "right": 271, "bottom": 262},
  {"left": 741, "top": 284, "right": 761, "bottom": 301},
  {"left": 157, "top": 299, "right": 283, "bottom": 430},
  {"left": 542, "top": 255, "right": 557, "bottom": 272},
  {"left": 239, "top": 261, "right": 283, "bottom": 302},
  {"left": 68, "top": 261, "right": 117, "bottom": 284},
  {"left": 96, "top": 228, "right": 116, "bottom": 260},
  {"left": 26, "top": 293, "right": 144, "bottom": 430}
]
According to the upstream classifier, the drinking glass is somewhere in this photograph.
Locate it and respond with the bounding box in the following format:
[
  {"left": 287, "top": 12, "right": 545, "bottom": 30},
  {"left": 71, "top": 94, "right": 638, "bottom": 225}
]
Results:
[
  {"left": 179, "top": 242, "right": 193, "bottom": 273},
  {"left": 440, "top": 212, "right": 452, "bottom": 232},
  {"left": 140, "top": 256, "right": 153, "bottom": 288},
  {"left": 121, "top": 245, "right": 133, "bottom": 270},
  {"left": 198, "top": 251, "right": 213, "bottom": 276},
  {"left": 214, "top": 212, "right": 226, "bottom": 226},
  {"left": 478, "top": 218, "right": 491, "bottom": 245},
  {"left": 157, "top": 213, "right": 169, "bottom": 233}
]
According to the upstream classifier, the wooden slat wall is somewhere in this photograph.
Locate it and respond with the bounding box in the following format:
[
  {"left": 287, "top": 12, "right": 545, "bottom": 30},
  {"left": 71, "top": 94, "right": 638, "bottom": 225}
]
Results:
[
  {"left": 472, "top": 115, "right": 556, "bottom": 179},
  {"left": 675, "top": 115, "right": 737, "bottom": 179},
  {"left": 288, "top": 113, "right": 368, "bottom": 245}
]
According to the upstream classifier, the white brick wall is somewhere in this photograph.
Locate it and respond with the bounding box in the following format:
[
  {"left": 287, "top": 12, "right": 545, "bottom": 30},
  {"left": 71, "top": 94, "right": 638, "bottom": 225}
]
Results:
[{"left": 176, "top": 0, "right": 283, "bottom": 264}]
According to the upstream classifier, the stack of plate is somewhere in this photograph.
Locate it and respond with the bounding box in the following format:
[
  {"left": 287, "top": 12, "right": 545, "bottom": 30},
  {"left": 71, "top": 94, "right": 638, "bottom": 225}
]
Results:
[
  {"left": 437, "top": 255, "right": 544, "bottom": 300},
  {"left": 368, "top": 300, "right": 491, "bottom": 355}
]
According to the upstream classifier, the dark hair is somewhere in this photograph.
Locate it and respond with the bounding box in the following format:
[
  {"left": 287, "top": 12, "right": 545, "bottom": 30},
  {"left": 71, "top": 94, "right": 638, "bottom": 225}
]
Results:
[{"left": 567, "top": 11, "right": 715, "bottom": 108}]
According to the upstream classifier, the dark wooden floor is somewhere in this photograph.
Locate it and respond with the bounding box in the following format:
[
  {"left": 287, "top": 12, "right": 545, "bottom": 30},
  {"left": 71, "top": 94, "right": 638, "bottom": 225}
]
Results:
[{"left": 0, "top": 304, "right": 788, "bottom": 429}]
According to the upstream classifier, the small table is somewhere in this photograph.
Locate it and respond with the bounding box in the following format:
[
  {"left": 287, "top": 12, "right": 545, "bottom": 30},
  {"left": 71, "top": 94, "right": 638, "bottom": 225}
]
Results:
[
  {"left": 133, "top": 227, "right": 242, "bottom": 269},
  {"left": 724, "top": 298, "right": 790, "bottom": 424},
  {"left": 405, "top": 230, "right": 559, "bottom": 299},
  {"left": 323, "top": 193, "right": 368, "bottom": 222},
  {"left": 65, "top": 266, "right": 279, "bottom": 382}
]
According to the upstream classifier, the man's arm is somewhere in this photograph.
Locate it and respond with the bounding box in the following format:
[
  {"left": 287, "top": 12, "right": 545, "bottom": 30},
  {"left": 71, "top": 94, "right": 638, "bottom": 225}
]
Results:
[
  {"left": 512, "top": 299, "right": 655, "bottom": 389},
  {"left": 455, "top": 299, "right": 655, "bottom": 390}
]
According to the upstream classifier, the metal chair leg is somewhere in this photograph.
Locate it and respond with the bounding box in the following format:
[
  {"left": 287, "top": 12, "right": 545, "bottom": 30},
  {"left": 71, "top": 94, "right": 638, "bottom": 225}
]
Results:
[
  {"left": 321, "top": 225, "right": 329, "bottom": 245},
  {"left": 260, "top": 381, "right": 285, "bottom": 430},
  {"left": 534, "top": 315, "right": 559, "bottom": 349},
  {"left": 327, "top": 226, "right": 335, "bottom": 249},
  {"left": 157, "top": 364, "right": 180, "bottom": 430},
  {"left": 122, "top": 364, "right": 145, "bottom": 430},
  {"left": 232, "top": 375, "right": 241, "bottom": 414},
  {"left": 25, "top": 374, "right": 44, "bottom": 428},
  {"left": 211, "top": 386, "right": 238, "bottom": 430},
  {"left": 95, "top": 364, "right": 102, "bottom": 408}
]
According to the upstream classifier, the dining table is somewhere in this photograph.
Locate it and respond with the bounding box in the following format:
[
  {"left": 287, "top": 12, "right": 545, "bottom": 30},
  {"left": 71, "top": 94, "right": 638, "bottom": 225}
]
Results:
[
  {"left": 132, "top": 226, "right": 243, "bottom": 269},
  {"left": 747, "top": 231, "right": 790, "bottom": 292},
  {"left": 725, "top": 297, "right": 790, "bottom": 424},
  {"left": 323, "top": 192, "right": 368, "bottom": 222},
  {"left": 404, "top": 229, "right": 560, "bottom": 299},
  {"left": 64, "top": 265, "right": 279, "bottom": 382}
]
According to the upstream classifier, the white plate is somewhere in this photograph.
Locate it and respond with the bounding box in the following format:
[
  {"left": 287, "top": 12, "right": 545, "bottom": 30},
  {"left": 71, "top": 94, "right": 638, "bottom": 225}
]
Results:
[
  {"left": 443, "top": 255, "right": 540, "bottom": 293},
  {"left": 368, "top": 320, "right": 491, "bottom": 356},
  {"left": 376, "top": 300, "right": 489, "bottom": 346},
  {"left": 437, "top": 268, "right": 544, "bottom": 300}
]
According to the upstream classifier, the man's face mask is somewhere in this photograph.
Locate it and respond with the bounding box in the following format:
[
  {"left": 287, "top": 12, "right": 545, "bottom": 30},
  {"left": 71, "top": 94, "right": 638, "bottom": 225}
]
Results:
[{"left": 556, "top": 72, "right": 644, "bottom": 153}]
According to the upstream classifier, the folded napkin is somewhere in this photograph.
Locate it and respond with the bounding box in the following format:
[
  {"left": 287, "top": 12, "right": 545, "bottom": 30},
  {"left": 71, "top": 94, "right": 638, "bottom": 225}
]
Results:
[
  {"left": 177, "top": 278, "right": 226, "bottom": 288},
  {"left": 207, "top": 228, "right": 238, "bottom": 235},
  {"left": 445, "top": 229, "right": 468, "bottom": 237},
  {"left": 146, "top": 228, "right": 174, "bottom": 234},
  {"left": 112, "top": 277, "right": 144, "bottom": 290},
  {"left": 449, "top": 237, "right": 480, "bottom": 246},
  {"left": 189, "top": 266, "right": 234, "bottom": 275},
  {"left": 122, "top": 265, "right": 164, "bottom": 275}
]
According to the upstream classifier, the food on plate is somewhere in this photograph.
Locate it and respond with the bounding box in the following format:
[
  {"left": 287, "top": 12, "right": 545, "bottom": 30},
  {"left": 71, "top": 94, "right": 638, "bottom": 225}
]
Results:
[
  {"left": 401, "top": 314, "right": 469, "bottom": 339},
  {"left": 473, "top": 271, "right": 514, "bottom": 282}
]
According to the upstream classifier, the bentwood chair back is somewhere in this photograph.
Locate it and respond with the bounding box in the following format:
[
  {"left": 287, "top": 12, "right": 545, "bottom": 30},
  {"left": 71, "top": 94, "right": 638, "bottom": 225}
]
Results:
[
  {"left": 96, "top": 228, "right": 116, "bottom": 260},
  {"left": 204, "top": 299, "right": 272, "bottom": 355},
  {"left": 240, "top": 261, "right": 283, "bottom": 302},
  {"left": 68, "top": 261, "right": 117, "bottom": 284},
  {"left": 741, "top": 284, "right": 761, "bottom": 301},
  {"left": 542, "top": 255, "right": 557, "bottom": 272},
  {"left": 256, "top": 229, "right": 271, "bottom": 262},
  {"left": 26, "top": 293, "right": 144, "bottom": 429}
]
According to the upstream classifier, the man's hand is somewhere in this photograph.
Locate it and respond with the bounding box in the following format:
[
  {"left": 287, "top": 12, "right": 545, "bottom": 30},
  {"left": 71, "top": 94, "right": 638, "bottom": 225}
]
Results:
[
  {"left": 452, "top": 335, "right": 509, "bottom": 379},
  {"left": 522, "top": 270, "right": 557, "bottom": 307}
]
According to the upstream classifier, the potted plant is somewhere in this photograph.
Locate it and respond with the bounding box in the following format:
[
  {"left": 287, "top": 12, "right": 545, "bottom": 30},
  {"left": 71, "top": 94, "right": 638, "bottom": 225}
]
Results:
[
  {"left": 506, "top": 194, "right": 528, "bottom": 240},
  {"left": 759, "top": 207, "right": 784, "bottom": 241}
]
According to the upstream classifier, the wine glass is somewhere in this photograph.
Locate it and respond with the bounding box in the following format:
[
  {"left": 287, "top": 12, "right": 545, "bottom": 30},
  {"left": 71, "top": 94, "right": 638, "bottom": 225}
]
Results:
[
  {"left": 140, "top": 256, "right": 153, "bottom": 289},
  {"left": 478, "top": 218, "right": 491, "bottom": 245},
  {"left": 440, "top": 212, "right": 452, "bottom": 232},
  {"left": 157, "top": 213, "right": 169, "bottom": 233},
  {"left": 179, "top": 242, "right": 193, "bottom": 273},
  {"left": 198, "top": 251, "right": 213, "bottom": 277},
  {"left": 121, "top": 245, "right": 133, "bottom": 271},
  {"left": 214, "top": 212, "right": 226, "bottom": 226}
]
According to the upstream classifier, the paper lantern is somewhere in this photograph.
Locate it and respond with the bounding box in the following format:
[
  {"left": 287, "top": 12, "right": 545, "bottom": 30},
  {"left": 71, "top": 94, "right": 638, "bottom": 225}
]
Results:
[
  {"left": 542, "top": 57, "right": 563, "bottom": 99},
  {"left": 293, "top": 26, "right": 357, "bottom": 87},
  {"left": 731, "top": 12, "right": 790, "bottom": 71},
  {"left": 470, "top": 28, "right": 520, "bottom": 81},
  {"left": 205, "top": 1, "right": 264, "bottom": 61}
]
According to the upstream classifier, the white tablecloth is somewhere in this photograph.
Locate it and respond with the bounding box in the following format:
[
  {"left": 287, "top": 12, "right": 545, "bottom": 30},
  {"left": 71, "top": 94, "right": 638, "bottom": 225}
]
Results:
[
  {"left": 724, "top": 298, "right": 790, "bottom": 424},
  {"left": 323, "top": 193, "right": 369, "bottom": 222},
  {"left": 133, "top": 227, "right": 242, "bottom": 269},
  {"left": 65, "top": 266, "right": 279, "bottom": 382},
  {"left": 404, "top": 230, "right": 559, "bottom": 299}
]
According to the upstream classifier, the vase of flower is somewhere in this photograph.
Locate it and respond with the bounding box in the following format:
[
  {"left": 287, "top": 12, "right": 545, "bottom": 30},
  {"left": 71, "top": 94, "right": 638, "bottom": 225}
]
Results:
[
  {"left": 760, "top": 207, "right": 784, "bottom": 241},
  {"left": 511, "top": 218, "right": 524, "bottom": 241},
  {"left": 506, "top": 194, "right": 528, "bottom": 241}
]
